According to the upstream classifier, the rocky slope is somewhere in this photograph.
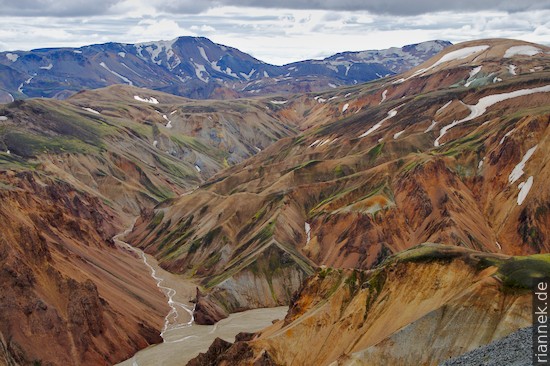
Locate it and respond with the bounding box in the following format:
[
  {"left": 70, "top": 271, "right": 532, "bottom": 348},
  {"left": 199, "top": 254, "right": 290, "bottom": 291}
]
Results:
[
  {"left": 0, "top": 37, "right": 449, "bottom": 100},
  {"left": 0, "top": 85, "right": 301, "bottom": 365},
  {"left": 440, "top": 326, "right": 532, "bottom": 366},
  {"left": 129, "top": 39, "right": 550, "bottom": 321},
  {"left": 187, "top": 244, "right": 546, "bottom": 365},
  {"left": 0, "top": 171, "right": 168, "bottom": 366}
]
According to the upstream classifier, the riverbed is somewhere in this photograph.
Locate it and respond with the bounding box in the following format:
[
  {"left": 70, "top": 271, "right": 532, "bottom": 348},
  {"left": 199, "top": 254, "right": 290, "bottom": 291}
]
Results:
[{"left": 114, "top": 235, "right": 287, "bottom": 366}]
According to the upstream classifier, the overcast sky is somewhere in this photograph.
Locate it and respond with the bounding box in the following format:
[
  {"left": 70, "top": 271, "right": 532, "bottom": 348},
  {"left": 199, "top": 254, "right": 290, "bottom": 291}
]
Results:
[{"left": 0, "top": 0, "right": 549, "bottom": 65}]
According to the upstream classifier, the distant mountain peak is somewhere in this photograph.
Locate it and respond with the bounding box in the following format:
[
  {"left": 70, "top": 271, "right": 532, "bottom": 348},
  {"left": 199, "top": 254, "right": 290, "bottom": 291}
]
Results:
[{"left": 0, "top": 36, "right": 452, "bottom": 101}]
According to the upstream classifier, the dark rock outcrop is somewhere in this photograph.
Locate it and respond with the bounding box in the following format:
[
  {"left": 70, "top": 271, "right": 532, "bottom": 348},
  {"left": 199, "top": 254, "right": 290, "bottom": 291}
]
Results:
[{"left": 193, "top": 288, "right": 229, "bottom": 325}]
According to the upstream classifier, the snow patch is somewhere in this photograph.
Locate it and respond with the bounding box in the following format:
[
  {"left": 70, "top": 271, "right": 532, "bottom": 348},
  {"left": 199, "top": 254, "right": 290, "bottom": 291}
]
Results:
[
  {"left": 309, "top": 139, "right": 321, "bottom": 148},
  {"left": 517, "top": 176, "right": 533, "bottom": 205},
  {"left": 396, "top": 45, "right": 489, "bottom": 86},
  {"left": 240, "top": 69, "right": 256, "bottom": 81},
  {"left": 393, "top": 129, "right": 405, "bottom": 139},
  {"left": 191, "top": 61, "right": 209, "bottom": 83},
  {"left": 134, "top": 95, "right": 159, "bottom": 104},
  {"left": 508, "top": 145, "right": 537, "bottom": 184},
  {"left": 73, "top": 50, "right": 82, "bottom": 54},
  {"left": 464, "top": 66, "right": 482, "bottom": 87},
  {"left": 99, "top": 62, "right": 133, "bottom": 85},
  {"left": 0, "top": 116, "right": 8, "bottom": 121},
  {"left": 425, "top": 120, "right": 437, "bottom": 133},
  {"left": 5, "top": 53, "right": 18, "bottom": 62},
  {"left": 504, "top": 45, "right": 542, "bottom": 58},
  {"left": 380, "top": 89, "right": 387, "bottom": 104},
  {"left": 304, "top": 222, "right": 311, "bottom": 244},
  {"left": 153, "top": 140, "right": 158, "bottom": 148},
  {"left": 342, "top": 103, "right": 349, "bottom": 112},
  {"left": 270, "top": 100, "right": 288, "bottom": 105},
  {"left": 118, "top": 52, "right": 126, "bottom": 58},
  {"left": 198, "top": 46, "right": 209, "bottom": 63},
  {"left": 328, "top": 83, "right": 337, "bottom": 88},
  {"left": 436, "top": 100, "right": 452, "bottom": 115},
  {"left": 469, "top": 66, "right": 482, "bottom": 78},
  {"left": 499, "top": 128, "right": 515, "bottom": 145},
  {"left": 40, "top": 63, "right": 53, "bottom": 70},
  {"left": 82, "top": 107, "right": 100, "bottom": 115},
  {"left": 195, "top": 165, "right": 201, "bottom": 172},
  {"left": 359, "top": 109, "right": 398, "bottom": 138},
  {"left": 434, "top": 85, "right": 550, "bottom": 147},
  {"left": 135, "top": 38, "right": 180, "bottom": 69},
  {"left": 508, "top": 64, "right": 517, "bottom": 75},
  {"left": 431, "top": 45, "right": 489, "bottom": 68}
]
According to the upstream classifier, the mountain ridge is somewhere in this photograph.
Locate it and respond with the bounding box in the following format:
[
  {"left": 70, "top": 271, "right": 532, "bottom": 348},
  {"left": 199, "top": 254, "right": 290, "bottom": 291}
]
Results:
[
  {"left": 0, "top": 37, "right": 450, "bottom": 100},
  {"left": 126, "top": 38, "right": 550, "bottom": 341}
]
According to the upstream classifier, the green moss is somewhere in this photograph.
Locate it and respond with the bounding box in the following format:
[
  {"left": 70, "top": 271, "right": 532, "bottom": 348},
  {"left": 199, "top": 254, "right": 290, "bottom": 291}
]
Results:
[
  {"left": 3, "top": 132, "right": 98, "bottom": 157},
  {"left": 334, "top": 165, "right": 344, "bottom": 178},
  {"left": 367, "top": 142, "right": 384, "bottom": 162},
  {"left": 395, "top": 244, "right": 463, "bottom": 264},
  {"left": 146, "top": 211, "right": 165, "bottom": 230},
  {"left": 494, "top": 255, "right": 550, "bottom": 289},
  {"left": 403, "top": 160, "right": 420, "bottom": 173}
]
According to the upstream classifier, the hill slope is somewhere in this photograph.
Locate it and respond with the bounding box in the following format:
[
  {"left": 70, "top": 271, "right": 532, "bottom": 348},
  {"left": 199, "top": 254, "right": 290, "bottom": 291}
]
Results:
[
  {"left": 128, "top": 38, "right": 550, "bottom": 330},
  {"left": 187, "top": 244, "right": 544, "bottom": 365},
  {"left": 0, "top": 85, "right": 301, "bottom": 365}
]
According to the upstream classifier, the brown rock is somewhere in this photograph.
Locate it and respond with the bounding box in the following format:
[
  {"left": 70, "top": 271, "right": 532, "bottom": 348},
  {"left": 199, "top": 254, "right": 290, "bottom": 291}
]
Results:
[{"left": 193, "top": 288, "right": 229, "bottom": 325}]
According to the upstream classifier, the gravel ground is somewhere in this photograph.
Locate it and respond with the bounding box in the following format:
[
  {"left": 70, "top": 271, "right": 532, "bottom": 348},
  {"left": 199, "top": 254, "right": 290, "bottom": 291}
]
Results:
[{"left": 440, "top": 327, "right": 532, "bottom": 366}]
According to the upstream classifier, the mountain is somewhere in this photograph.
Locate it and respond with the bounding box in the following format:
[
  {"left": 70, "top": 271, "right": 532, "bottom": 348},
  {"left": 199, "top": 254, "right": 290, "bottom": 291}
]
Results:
[
  {"left": 125, "top": 38, "right": 550, "bottom": 363},
  {"left": 188, "top": 244, "right": 543, "bottom": 365},
  {"left": 0, "top": 37, "right": 450, "bottom": 100},
  {"left": 0, "top": 37, "right": 548, "bottom": 365},
  {"left": 0, "top": 85, "right": 305, "bottom": 365}
]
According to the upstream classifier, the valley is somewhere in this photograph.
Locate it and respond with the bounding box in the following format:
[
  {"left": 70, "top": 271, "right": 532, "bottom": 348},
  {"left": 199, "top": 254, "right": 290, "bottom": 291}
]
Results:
[{"left": 0, "top": 36, "right": 549, "bottom": 366}]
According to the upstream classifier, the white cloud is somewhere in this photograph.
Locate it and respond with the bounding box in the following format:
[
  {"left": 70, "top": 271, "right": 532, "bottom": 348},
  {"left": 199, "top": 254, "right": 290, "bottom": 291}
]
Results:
[
  {"left": 190, "top": 25, "right": 216, "bottom": 33},
  {"left": 0, "top": 6, "right": 548, "bottom": 64}
]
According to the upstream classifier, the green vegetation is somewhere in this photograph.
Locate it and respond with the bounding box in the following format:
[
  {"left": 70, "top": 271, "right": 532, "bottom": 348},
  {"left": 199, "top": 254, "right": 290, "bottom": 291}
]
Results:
[
  {"left": 394, "top": 244, "right": 550, "bottom": 290},
  {"left": 146, "top": 211, "right": 165, "bottom": 230},
  {"left": 367, "top": 142, "right": 384, "bottom": 162},
  {"left": 2, "top": 132, "right": 98, "bottom": 157},
  {"left": 493, "top": 255, "right": 550, "bottom": 289},
  {"left": 395, "top": 244, "right": 465, "bottom": 264}
]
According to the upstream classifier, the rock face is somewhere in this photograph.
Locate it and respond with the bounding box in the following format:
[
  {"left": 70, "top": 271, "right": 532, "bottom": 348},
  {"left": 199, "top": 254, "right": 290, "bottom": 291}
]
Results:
[
  {"left": 193, "top": 288, "right": 229, "bottom": 325},
  {"left": 196, "top": 244, "right": 542, "bottom": 365},
  {"left": 0, "top": 84, "right": 302, "bottom": 364},
  {"left": 0, "top": 171, "right": 167, "bottom": 365},
  {"left": 131, "top": 39, "right": 550, "bottom": 323},
  {"left": 0, "top": 36, "right": 450, "bottom": 99}
]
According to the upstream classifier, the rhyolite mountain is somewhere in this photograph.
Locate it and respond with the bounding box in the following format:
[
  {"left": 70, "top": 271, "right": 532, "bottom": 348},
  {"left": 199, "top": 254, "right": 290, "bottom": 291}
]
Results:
[
  {"left": 124, "top": 38, "right": 550, "bottom": 365},
  {"left": 0, "top": 37, "right": 450, "bottom": 101},
  {"left": 0, "top": 37, "right": 549, "bottom": 366},
  {"left": 0, "top": 85, "right": 309, "bottom": 365}
]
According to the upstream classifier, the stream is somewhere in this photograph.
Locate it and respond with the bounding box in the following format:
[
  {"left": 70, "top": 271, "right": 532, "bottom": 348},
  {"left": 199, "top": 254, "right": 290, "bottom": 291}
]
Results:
[{"left": 113, "top": 231, "right": 287, "bottom": 366}]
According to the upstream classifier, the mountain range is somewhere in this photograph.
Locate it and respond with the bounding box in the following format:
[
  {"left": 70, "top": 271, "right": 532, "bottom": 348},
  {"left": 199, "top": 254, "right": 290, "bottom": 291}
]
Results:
[
  {"left": 0, "top": 37, "right": 450, "bottom": 100},
  {"left": 0, "top": 36, "right": 549, "bottom": 366}
]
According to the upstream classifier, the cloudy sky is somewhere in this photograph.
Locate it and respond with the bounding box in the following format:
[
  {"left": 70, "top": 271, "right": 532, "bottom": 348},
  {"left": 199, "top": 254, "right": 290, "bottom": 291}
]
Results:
[{"left": 0, "top": 0, "right": 549, "bottom": 65}]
